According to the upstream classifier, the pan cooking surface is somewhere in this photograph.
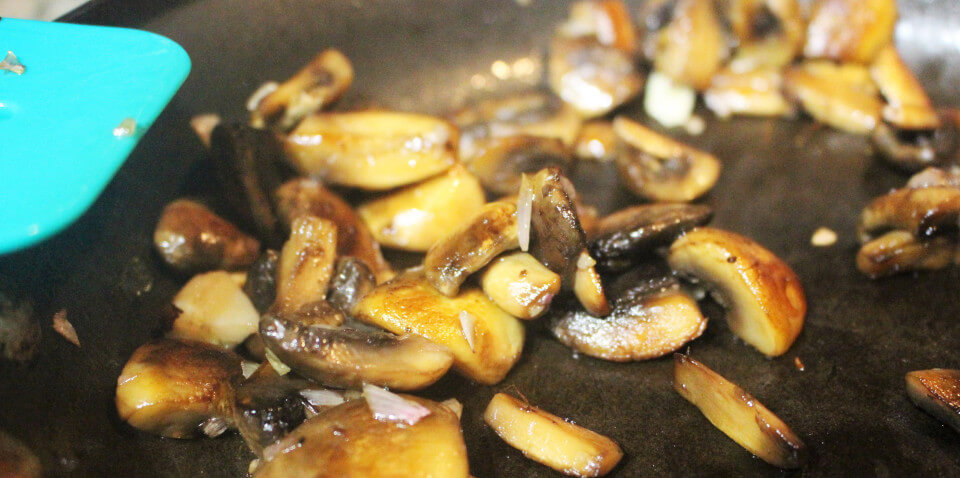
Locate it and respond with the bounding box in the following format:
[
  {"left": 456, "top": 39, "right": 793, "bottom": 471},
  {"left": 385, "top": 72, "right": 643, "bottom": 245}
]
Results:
[{"left": 1, "top": 0, "right": 959, "bottom": 475}]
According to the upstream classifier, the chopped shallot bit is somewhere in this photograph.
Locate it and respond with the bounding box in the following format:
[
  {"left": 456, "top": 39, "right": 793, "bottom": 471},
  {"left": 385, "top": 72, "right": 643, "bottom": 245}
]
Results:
[
  {"left": 794, "top": 356, "right": 806, "bottom": 372},
  {"left": 810, "top": 227, "right": 837, "bottom": 247},
  {"left": 576, "top": 250, "right": 597, "bottom": 270},
  {"left": 441, "top": 398, "right": 463, "bottom": 419},
  {"left": 362, "top": 383, "right": 431, "bottom": 426},
  {"left": 240, "top": 360, "right": 260, "bottom": 379},
  {"left": 264, "top": 348, "right": 291, "bottom": 376},
  {"left": 517, "top": 173, "right": 534, "bottom": 251},
  {"left": 190, "top": 113, "right": 222, "bottom": 148},
  {"left": 0, "top": 51, "right": 25, "bottom": 75},
  {"left": 201, "top": 417, "right": 229, "bottom": 437},
  {"left": 300, "top": 388, "right": 346, "bottom": 408},
  {"left": 684, "top": 115, "right": 706, "bottom": 136},
  {"left": 246, "top": 81, "right": 280, "bottom": 112},
  {"left": 459, "top": 310, "right": 478, "bottom": 352},
  {"left": 52, "top": 309, "right": 80, "bottom": 347},
  {"left": 113, "top": 117, "right": 137, "bottom": 137}
]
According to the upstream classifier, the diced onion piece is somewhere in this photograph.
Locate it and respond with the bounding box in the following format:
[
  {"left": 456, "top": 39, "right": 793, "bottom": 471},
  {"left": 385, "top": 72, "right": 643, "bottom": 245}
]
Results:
[
  {"left": 362, "top": 384, "right": 432, "bottom": 426},
  {"left": 644, "top": 71, "right": 696, "bottom": 128},
  {"left": 113, "top": 117, "right": 137, "bottom": 137},
  {"left": 201, "top": 417, "right": 229, "bottom": 438},
  {"left": 300, "top": 389, "right": 347, "bottom": 408},
  {"left": 576, "top": 250, "right": 597, "bottom": 269},
  {"left": 459, "top": 310, "right": 478, "bottom": 352},
  {"left": 0, "top": 50, "right": 25, "bottom": 74},
  {"left": 52, "top": 309, "right": 80, "bottom": 347},
  {"left": 441, "top": 398, "right": 464, "bottom": 419},
  {"left": 517, "top": 174, "right": 534, "bottom": 252},
  {"left": 265, "top": 348, "right": 291, "bottom": 376},
  {"left": 240, "top": 360, "right": 260, "bottom": 379},
  {"left": 246, "top": 81, "right": 280, "bottom": 112},
  {"left": 810, "top": 227, "right": 837, "bottom": 247}
]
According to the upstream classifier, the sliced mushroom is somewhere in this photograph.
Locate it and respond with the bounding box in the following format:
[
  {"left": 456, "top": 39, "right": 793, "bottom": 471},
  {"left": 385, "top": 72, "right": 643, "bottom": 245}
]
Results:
[
  {"left": 327, "top": 257, "right": 377, "bottom": 314},
  {"left": 480, "top": 252, "right": 561, "bottom": 320},
  {"left": 858, "top": 186, "right": 960, "bottom": 243},
  {"left": 588, "top": 203, "right": 713, "bottom": 265},
  {"left": 259, "top": 305, "right": 454, "bottom": 390},
  {"left": 613, "top": 116, "right": 722, "bottom": 202},
  {"left": 527, "top": 167, "right": 589, "bottom": 281},
  {"left": 254, "top": 396, "right": 468, "bottom": 477},
  {"left": 558, "top": 0, "right": 638, "bottom": 55},
  {"left": 574, "top": 121, "right": 618, "bottom": 162},
  {"left": 651, "top": 0, "right": 728, "bottom": 91},
  {"left": 273, "top": 215, "right": 338, "bottom": 315},
  {"left": 667, "top": 227, "right": 806, "bottom": 357},
  {"left": 352, "top": 270, "right": 525, "bottom": 385},
  {"left": 275, "top": 178, "right": 392, "bottom": 282},
  {"left": 466, "top": 135, "right": 573, "bottom": 196},
  {"left": 704, "top": 67, "right": 795, "bottom": 119},
  {"left": 210, "top": 123, "right": 287, "bottom": 248},
  {"left": 234, "top": 365, "right": 312, "bottom": 457},
  {"left": 725, "top": 0, "right": 805, "bottom": 70},
  {"left": 907, "top": 167, "right": 960, "bottom": 189},
  {"left": 871, "top": 45, "right": 939, "bottom": 131},
  {"left": 548, "top": 36, "right": 644, "bottom": 119},
  {"left": 550, "top": 279, "right": 706, "bottom": 361},
  {"left": 484, "top": 392, "right": 623, "bottom": 477},
  {"left": 153, "top": 199, "right": 260, "bottom": 273},
  {"left": 243, "top": 250, "right": 279, "bottom": 314},
  {"left": 115, "top": 338, "right": 242, "bottom": 438},
  {"left": 784, "top": 60, "right": 883, "bottom": 134},
  {"left": 425, "top": 200, "right": 519, "bottom": 297},
  {"left": 674, "top": 354, "right": 806, "bottom": 469},
  {"left": 284, "top": 111, "right": 458, "bottom": 190},
  {"left": 572, "top": 251, "right": 611, "bottom": 317},
  {"left": 856, "top": 230, "right": 957, "bottom": 278},
  {"left": 357, "top": 165, "right": 486, "bottom": 252},
  {"left": 0, "top": 428, "right": 41, "bottom": 478},
  {"left": 250, "top": 49, "right": 353, "bottom": 131},
  {"left": 906, "top": 369, "right": 960, "bottom": 434},
  {"left": 169, "top": 271, "right": 261, "bottom": 349},
  {"left": 803, "top": 0, "right": 896, "bottom": 64}
]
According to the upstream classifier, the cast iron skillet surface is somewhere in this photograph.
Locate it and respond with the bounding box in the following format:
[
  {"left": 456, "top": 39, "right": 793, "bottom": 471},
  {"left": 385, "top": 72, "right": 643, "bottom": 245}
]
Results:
[{"left": 1, "top": 0, "right": 959, "bottom": 475}]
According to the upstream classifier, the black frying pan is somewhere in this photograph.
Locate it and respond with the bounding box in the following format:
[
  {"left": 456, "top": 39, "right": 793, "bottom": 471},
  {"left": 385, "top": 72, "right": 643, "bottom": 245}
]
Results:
[{"left": 2, "top": 0, "right": 960, "bottom": 475}]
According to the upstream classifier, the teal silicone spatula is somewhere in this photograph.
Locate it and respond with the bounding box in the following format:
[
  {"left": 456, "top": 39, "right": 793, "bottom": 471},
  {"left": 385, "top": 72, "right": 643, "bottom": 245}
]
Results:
[{"left": 0, "top": 17, "right": 190, "bottom": 254}]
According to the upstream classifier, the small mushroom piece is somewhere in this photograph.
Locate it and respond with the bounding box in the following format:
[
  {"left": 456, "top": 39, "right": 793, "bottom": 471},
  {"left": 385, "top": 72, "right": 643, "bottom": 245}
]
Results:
[
  {"left": 870, "top": 45, "right": 939, "bottom": 131},
  {"left": 652, "top": 0, "right": 728, "bottom": 91},
  {"left": 784, "top": 60, "right": 883, "bottom": 134},
  {"left": 725, "top": 0, "right": 805, "bottom": 70},
  {"left": 667, "top": 228, "right": 806, "bottom": 357},
  {"left": 466, "top": 135, "right": 574, "bottom": 196},
  {"left": 858, "top": 187, "right": 960, "bottom": 243},
  {"left": 483, "top": 392, "right": 623, "bottom": 477},
  {"left": 906, "top": 369, "right": 960, "bottom": 434},
  {"left": 274, "top": 178, "right": 392, "bottom": 282},
  {"left": 548, "top": 36, "right": 644, "bottom": 119},
  {"left": 274, "top": 216, "right": 338, "bottom": 314},
  {"left": 704, "top": 67, "right": 795, "bottom": 119},
  {"left": 855, "top": 230, "right": 957, "bottom": 278},
  {"left": 550, "top": 281, "right": 706, "bottom": 361},
  {"left": 115, "top": 338, "right": 242, "bottom": 438},
  {"left": 572, "top": 251, "right": 611, "bottom": 317},
  {"left": 169, "top": 271, "right": 261, "bottom": 349},
  {"left": 803, "top": 0, "right": 896, "bottom": 64},
  {"left": 674, "top": 354, "right": 806, "bottom": 468},
  {"left": 210, "top": 123, "right": 287, "bottom": 248},
  {"left": 574, "top": 121, "right": 618, "bottom": 162},
  {"left": 153, "top": 199, "right": 261, "bottom": 274},
  {"left": 352, "top": 271, "right": 525, "bottom": 385},
  {"left": 326, "top": 257, "right": 377, "bottom": 314},
  {"left": 480, "top": 252, "right": 561, "bottom": 320},
  {"left": 0, "top": 428, "right": 41, "bottom": 478},
  {"left": 425, "top": 201, "right": 520, "bottom": 297},
  {"left": 243, "top": 250, "right": 279, "bottom": 314},
  {"left": 558, "top": 0, "right": 638, "bottom": 55},
  {"left": 259, "top": 306, "right": 454, "bottom": 391},
  {"left": 284, "top": 111, "right": 458, "bottom": 191},
  {"left": 254, "top": 396, "right": 468, "bottom": 477},
  {"left": 588, "top": 203, "right": 713, "bottom": 264},
  {"left": 907, "top": 167, "right": 960, "bottom": 189},
  {"left": 233, "top": 365, "right": 312, "bottom": 457},
  {"left": 250, "top": 49, "right": 353, "bottom": 131},
  {"left": 357, "top": 165, "right": 486, "bottom": 252},
  {"left": 613, "top": 116, "right": 722, "bottom": 202}
]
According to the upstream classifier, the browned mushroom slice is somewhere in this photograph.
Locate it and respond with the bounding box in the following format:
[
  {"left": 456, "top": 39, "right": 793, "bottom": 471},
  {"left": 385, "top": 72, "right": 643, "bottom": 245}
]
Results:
[
  {"left": 613, "top": 117, "right": 721, "bottom": 202},
  {"left": 425, "top": 201, "right": 519, "bottom": 297},
  {"left": 574, "top": 121, "right": 618, "bottom": 162},
  {"left": 284, "top": 111, "right": 458, "bottom": 190},
  {"left": 558, "top": 0, "right": 638, "bottom": 55},
  {"left": 327, "top": 257, "right": 377, "bottom": 314},
  {"left": 466, "top": 135, "right": 573, "bottom": 196},
  {"left": 0, "top": 428, "right": 41, "bottom": 478},
  {"left": 234, "top": 365, "right": 312, "bottom": 457},
  {"left": 871, "top": 45, "right": 939, "bottom": 131},
  {"left": 357, "top": 165, "right": 486, "bottom": 252},
  {"left": 484, "top": 392, "right": 623, "bottom": 477},
  {"left": 548, "top": 36, "right": 643, "bottom": 119},
  {"left": 259, "top": 306, "right": 454, "bottom": 390},
  {"left": 115, "top": 338, "right": 242, "bottom": 438},
  {"left": 480, "top": 252, "right": 561, "bottom": 320},
  {"left": 674, "top": 354, "right": 806, "bottom": 469},
  {"left": 250, "top": 49, "right": 353, "bottom": 131},
  {"left": 906, "top": 369, "right": 960, "bottom": 434},
  {"left": 725, "top": 0, "right": 804, "bottom": 70},
  {"left": 803, "top": 0, "right": 896, "bottom": 64},
  {"left": 588, "top": 203, "right": 713, "bottom": 264},
  {"left": 153, "top": 199, "right": 260, "bottom": 274},
  {"left": 274, "top": 216, "right": 338, "bottom": 314},
  {"left": 652, "top": 0, "right": 728, "bottom": 91},
  {"left": 527, "top": 168, "right": 589, "bottom": 281},
  {"left": 856, "top": 230, "right": 957, "bottom": 278},
  {"left": 784, "top": 60, "right": 883, "bottom": 134},
  {"left": 254, "top": 396, "right": 468, "bottom": 477},
  {"left": 858, "top": 187, "right": 960, "bottom": 242},
  {"left": 352, "top": 270, "right": 524, "bottom": 385},
  {"left": 668, "top": 228, "right": 806, "bottom": 357},
  {"left": 169, "top": 271, "right": 261, "bottom": 349},
  {"left": 704, "top": 67, "right": 795, "bottom": 119},
  {"left": 274, "top": 178, "right": 393, "bottom": 282},
  {"left": 244, "top": 250, "right": 279, "bottom": 314},
  {"left": 871, "top": 124, "right": 943, "bottom": 172},
  {"left": 551, "top": 281, "right": 706, "bottom": 361},
  {"left": 210, "top": 123, "right": 287, "bottom": 248}
]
